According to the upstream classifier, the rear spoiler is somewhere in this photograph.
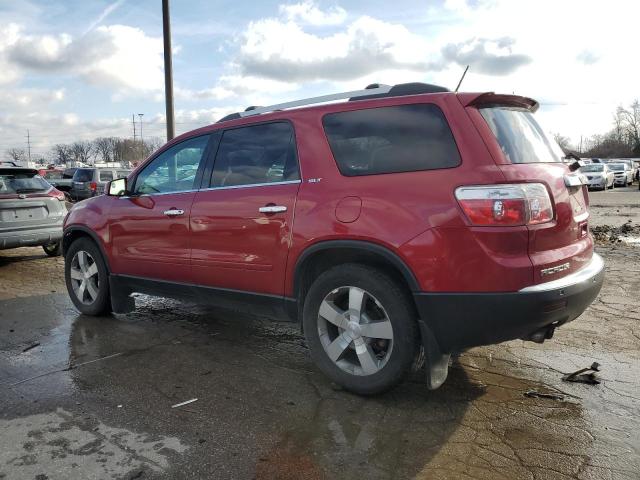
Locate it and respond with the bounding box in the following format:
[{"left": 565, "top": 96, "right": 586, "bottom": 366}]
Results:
[{"left": 457, "top": 92, "right": 539, "bottom": 112}]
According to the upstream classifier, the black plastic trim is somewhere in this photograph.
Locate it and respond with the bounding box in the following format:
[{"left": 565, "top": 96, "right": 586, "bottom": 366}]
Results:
[
  {"left": 413, "top": 266, "right": 604, "bottom": 353},
  {"left": 293, "top": 240, "right": 420, "bottom": 296},
  {"left": 110, "top": 274, "right": 295, "bottom": 321},
  {"left": 62, "top": 226, "right": 111, "bottom": 271}
]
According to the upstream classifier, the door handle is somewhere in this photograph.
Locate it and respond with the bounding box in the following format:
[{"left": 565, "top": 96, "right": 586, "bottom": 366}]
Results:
[
  {"left": 259, "top": 205, "right": 287, "bottom": 214},
  {"left": 163, "top": 209, "right": 185, "bottom": 216}
]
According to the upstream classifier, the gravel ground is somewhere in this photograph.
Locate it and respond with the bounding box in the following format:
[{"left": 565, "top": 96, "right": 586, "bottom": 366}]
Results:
[{"left": 0, "top": 187, "right": 638, "bottom": 480}]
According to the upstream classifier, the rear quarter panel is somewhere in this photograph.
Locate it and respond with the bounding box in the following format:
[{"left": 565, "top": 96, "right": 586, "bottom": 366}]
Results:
[{"left": 285, "top": 94, "right": 533, "bottom": 294}]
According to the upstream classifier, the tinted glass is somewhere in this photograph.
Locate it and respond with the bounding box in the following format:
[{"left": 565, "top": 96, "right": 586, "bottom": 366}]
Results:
[
  {"left": 0, "top": 172, "right": 50, "bottom": 194},
  {"left": 580, "top": 165, "right": 604, "bottom": 172},
  {"left": 608, "top": 164, "right": 624, "bottom": 171},
  {"left": 63, "top": 168, "right": 76, "bottom": 179},
  {"left": 322, "top": 104, "right": 460, "bottom": 176},
  {"left": 44, "top": 171, "right": 63, "bottom": 179},
  {"left": 480, "top": 107, "right": 560, "bottom": 164},
  {"left": 117, "top": 170, "right": 130, "bottom": 178},
  {"left": 99, "top": 170, "right": 114, "bottom": 182},
  {"left": 73, "top": 169, "right": 94, "bottom": 182},
  {"left": 135, "top": 135, "right": 209, "bottom": 194},
  {"left": 210, "top": 122, "right": 299, "bottom": 187}
]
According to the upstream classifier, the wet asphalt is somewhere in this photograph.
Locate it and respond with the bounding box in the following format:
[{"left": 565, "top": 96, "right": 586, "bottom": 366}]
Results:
[{"left": 0, "top": 193, "right": 639, "bottom": 480}]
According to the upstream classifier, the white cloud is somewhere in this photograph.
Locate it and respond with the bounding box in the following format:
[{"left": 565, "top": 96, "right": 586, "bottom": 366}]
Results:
[
  {"left": 2, "top": 24, "right": 164, "bottom": 95},
  {"left": 0, "top": 87, "right": 64, "bottom": 110},
  {"left": 279, "top": 1, "right": 347, "bottom": 26}
]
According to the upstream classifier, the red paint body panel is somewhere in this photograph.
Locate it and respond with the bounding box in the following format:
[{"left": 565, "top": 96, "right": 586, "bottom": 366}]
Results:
[{"left": 189, "top": 183, "right": 299, "bottom": 294}]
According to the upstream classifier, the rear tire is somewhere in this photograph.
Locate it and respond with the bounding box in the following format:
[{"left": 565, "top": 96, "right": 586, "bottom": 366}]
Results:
[
  {"left": 42, "top": 241, "right": 62, "bottom": 257},
  {"left": 303, "top": 264, "right": 418, "bottom": 395},
  {"left": 64, "top": 238, "right": 111, "bottom": 315}
]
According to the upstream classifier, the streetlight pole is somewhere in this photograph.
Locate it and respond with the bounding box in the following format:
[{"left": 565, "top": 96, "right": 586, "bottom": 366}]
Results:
[{"left": 162, "top": 0, "right": 175, "bottom": 141}]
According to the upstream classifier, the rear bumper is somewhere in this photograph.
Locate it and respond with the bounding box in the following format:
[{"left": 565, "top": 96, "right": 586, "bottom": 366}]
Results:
[
  {"left": 413, "top": 253, "right": 604, "bottom": 352},
  {"left": 0, "top": 226, "right": 63, "bottom": 250}
]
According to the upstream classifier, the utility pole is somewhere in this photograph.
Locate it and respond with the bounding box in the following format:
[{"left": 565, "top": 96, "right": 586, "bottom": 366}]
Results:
[
  {"left": 26, "top": 129, "right": 31, "bottom": 165},
  {"left": 162, "top": 0, "right": 175, "bottom": 141},
  {"left": 138, "top": 113, "right": 144, "bottom": 145},
  {"left": 132, "top": 114, "right": 137, "bottom": 141}
]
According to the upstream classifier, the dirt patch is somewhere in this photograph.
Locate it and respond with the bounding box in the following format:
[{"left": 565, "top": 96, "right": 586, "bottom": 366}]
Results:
[{"left": 591, "top": 223, "right": 640, "bottom": 245}]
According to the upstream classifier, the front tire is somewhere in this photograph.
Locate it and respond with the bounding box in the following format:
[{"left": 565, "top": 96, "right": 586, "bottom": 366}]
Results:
[
  {"left": 42, "top": 241, "right": 62, "bottom": 257},
  {"left": 64, "top": 238, "right": 111, "bottom": 315},
  {"left": 303, "top": 264, "right": 418, "bottom": 395}
]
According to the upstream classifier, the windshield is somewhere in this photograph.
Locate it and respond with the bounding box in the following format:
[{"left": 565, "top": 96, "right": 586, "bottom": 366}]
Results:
[
  {"left": 479, "top": 107, "right": 561, "bottom": 164},
  {"left": 73, "top": 168, "right": 94, "bottom": 182},
  {"left": 580, "top": 165, "right": 604, "bottom": 172},
  {"left": 0, "top": 172, "right": 51, "bottom": 194},
  {"left": 608, "top": 164, "right": 624, "bottom": 171}
]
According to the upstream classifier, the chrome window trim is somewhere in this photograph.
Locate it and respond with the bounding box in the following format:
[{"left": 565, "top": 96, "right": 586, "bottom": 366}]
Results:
[
  {"left": 119, "top": 189, "right": 198, "bottom": 199},
  {"left": 200, "top": 179, "right": 301, "bottom": 192}
]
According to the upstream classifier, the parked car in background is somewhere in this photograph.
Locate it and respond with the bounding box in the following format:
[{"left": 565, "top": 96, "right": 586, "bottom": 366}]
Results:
[
  {"left": 62, "top": 82, "right": 604, "bottom": 395},
  {"left": 70, "top": 167, "right": 131, "bottom": 200},
  {"left": 608, "top": 163, "right": 634, "bottom": 186},
  {"left": 579, "top": 163, "right": 615, "bottom": 190},
  {"left": 0, "top": 167, "right": 67, "bottom": 256},
  {"left": 44, "top": 168, "right": 77, "bottom": 194}
]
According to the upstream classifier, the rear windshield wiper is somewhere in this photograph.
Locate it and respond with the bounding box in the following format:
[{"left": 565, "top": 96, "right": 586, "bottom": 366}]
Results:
[{"left": 15, "top": 188, "right": 46, "bottom": 194}]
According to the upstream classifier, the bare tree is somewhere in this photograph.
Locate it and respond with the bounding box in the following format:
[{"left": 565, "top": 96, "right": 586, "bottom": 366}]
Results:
[
  {"left": 552, "top": 133, "right": 573, "bottom": 153},
  {"left": 6, "top": 148, "right": 27, "bottom": 165},
  {"left": 70, "top": 141, "right": 94, "bottom": 165},
  {"left": 94, "top": 137, "right": 114, "bottom": 163},
  {"left": 51, "top": 144, "right": 73, "bottom": 165}
]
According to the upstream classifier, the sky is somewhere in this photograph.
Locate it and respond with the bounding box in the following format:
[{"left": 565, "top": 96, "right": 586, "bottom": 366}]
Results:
[{"left": 1, "top": 0, "right": 639, "bottom": 159}]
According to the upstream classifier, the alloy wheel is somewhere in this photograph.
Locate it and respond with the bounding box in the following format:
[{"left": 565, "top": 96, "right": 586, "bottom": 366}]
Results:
[
  {"left": 69, "top": 250, "right": 100, "bottom": 305},
  {"left": 317, "top": 286, "right": 394, "bottom": 376}
]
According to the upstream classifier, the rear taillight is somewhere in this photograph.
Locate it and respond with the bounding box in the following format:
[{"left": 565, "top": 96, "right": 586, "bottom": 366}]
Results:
[
  {"left": 455, "top": 183, "right": 554, "bottom": 226},
  {"left": 49, "top": 188, "right": 66, "bottom": 201},
  {"left": 90, "top": 182, "right": 97, "bottom": 192}
]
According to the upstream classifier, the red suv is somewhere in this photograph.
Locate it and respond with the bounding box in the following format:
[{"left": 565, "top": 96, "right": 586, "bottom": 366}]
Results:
[{"left": 62, "top": 83, "right": 604, "bottom": 394}]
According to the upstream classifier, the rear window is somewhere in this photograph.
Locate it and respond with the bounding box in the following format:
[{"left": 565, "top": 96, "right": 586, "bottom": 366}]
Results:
[
  {"left": 479, "top": 107, "right": 561, "bottom": 164},
  {"left": 99, "top": 170, "right": 114, "bottom": 182},
  {"left": 44, "top": 171, "right": 63, "bottom": 179},
  {"left": 117, "top": 170, "right": 130, "bottom": 178},
  {"left": 63, "top": 168, "right": 76, "bottom": 179},
  {"left": 0, "top": 171, "right": 50, "bottom": 194},
  {"left": 73, "top": 169, "right": 94, "bottom": 182},
  {"left": 322, "top": 104, "right": 461, "bottom": 176}
]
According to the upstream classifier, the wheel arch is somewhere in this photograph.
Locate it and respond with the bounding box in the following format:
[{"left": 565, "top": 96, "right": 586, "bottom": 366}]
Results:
[
  {"left": 62, "top": 226, "right": 111, "bottom": 272},
  {"left": 292, "top": 240, "right": 420, "bottom": 323}
]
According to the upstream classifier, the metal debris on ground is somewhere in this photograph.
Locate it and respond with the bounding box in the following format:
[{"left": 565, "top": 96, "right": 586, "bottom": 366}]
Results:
[
  {"left": 171, "top": 398, "right": 198, "bottom": 408},
  {"left": 562, "top": 362, "right": 601, "bottom": 385},
  {"left": 22, "top": 342, "right": 40, "bottom": 352},
  {"left": 524, "top": 390, "right": 565, "bottom": 401}
]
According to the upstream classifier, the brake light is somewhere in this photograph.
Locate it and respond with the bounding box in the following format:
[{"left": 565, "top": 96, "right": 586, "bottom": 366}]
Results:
[
  {"left": 48, "top": 188, "right": 66, "bottom": 201},
  {"left": 90, "top": 182, "right": 97, "bottom": 192},
  {"left": 455, "top": 183, "right": 553, "bottom": 226}
]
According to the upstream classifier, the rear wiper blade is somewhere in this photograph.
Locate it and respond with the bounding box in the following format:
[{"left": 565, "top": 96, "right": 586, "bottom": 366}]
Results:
[{"left": 15, "top": 188, "right": 45, "bottom": 193}]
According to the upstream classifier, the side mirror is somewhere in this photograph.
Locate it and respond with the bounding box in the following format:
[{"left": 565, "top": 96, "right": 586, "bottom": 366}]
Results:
[{"left": 108, "top": 177, "right": 128, "bottom": 196}]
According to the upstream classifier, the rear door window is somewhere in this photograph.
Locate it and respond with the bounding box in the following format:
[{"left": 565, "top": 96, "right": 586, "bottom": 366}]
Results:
[
  {"left": 322, "top": 104, "right": 461, "bottom": 176},
  {"left": 99, "top": 170, "right": 114, "bottom": 182},
  {"left": 210, "top": 122, "right": 299, "bottom": 188},
  {"left": 479, "top": 107, "right": 561, "bottom": 164}
]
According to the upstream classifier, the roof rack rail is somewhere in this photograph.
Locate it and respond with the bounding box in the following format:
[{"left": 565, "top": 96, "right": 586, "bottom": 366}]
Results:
[
  {"left": 216, "top": 82, "right": 449, "bottom": 123},
  {"left": 236, "top": 84, "right": 392, "bottom": 119}
]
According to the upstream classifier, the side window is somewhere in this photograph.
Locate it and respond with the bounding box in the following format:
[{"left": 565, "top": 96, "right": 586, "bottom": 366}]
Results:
[
  {"left": 322, "top": 104, "right": 461, "bottom": 176},
  {"left": 210, "top": 122, "right": 299, "bottom": 188},
  {"left": 116, "top": 170, "right": 130, "bottom": 178},
  {"left": 134, "top": 135, "right": 209, "bottom": 194},
  {"left": 99, "top": 170, "right": 114, "bottom": 182}
]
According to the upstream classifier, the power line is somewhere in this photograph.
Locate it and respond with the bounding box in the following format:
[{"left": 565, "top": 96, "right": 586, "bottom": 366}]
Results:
[{"left": 26, "top": 129, "right": 31, "bottom": 163}]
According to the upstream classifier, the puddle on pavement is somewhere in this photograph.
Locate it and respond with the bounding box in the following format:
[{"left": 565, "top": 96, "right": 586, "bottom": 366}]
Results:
[
  {"left": 1, "top": 293, "right": 637, "bottom": 479},
  {"left": 0, "top": 408, "right": 188, "bottom": 479}
]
